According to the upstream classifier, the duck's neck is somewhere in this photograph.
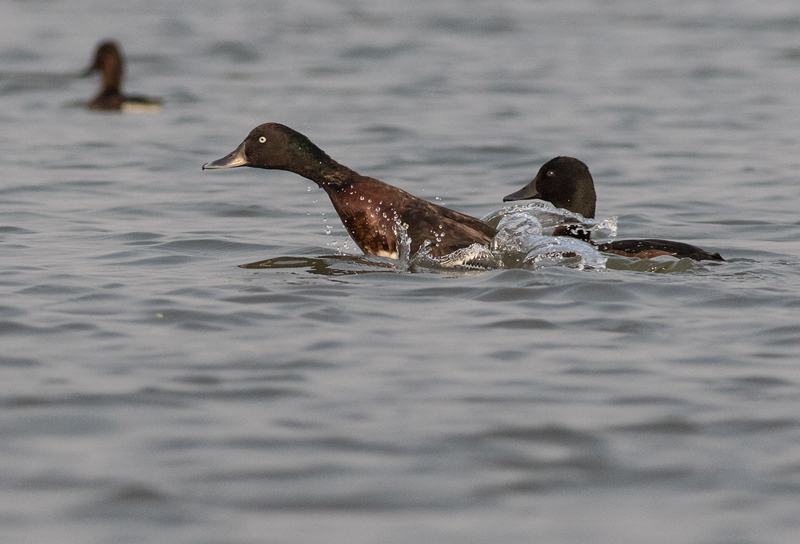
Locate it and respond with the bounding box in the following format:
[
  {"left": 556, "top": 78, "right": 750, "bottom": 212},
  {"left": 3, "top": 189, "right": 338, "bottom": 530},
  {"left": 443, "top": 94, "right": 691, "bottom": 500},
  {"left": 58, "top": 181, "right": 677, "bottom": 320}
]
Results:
[
  {"left": 284, "top": 136, "right": 359, "bottom": 192},
  {"left": 102, "top": 63, "right": 123, "bottom": 94}
]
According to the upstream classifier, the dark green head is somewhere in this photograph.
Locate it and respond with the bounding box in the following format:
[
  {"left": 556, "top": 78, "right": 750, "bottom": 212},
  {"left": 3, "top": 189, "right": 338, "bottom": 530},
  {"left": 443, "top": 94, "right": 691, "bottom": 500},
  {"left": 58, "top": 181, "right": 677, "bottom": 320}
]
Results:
[
  {"left": 202, "top": 123, "right": 340, "bottom": 179},
  {"left": 503, "top": 156, "right": 597, "bottom": 219}
]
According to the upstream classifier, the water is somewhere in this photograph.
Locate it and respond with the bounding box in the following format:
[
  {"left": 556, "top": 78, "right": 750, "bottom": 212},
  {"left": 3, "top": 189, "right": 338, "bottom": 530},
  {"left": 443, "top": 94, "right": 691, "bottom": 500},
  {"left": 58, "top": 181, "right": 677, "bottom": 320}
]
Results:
[{"left": 3, "top": 1, "right": 800, "bottom": 543}]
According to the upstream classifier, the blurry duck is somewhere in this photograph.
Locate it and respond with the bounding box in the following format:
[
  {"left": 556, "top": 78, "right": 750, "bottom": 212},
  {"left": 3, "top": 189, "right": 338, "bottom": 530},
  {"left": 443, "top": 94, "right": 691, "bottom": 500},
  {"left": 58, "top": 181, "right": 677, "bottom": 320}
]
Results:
[
  {"left": 503, "top": 157, "right": 724, "bottom": 261},
  {"left": 83, "top": 40, "right": 161, "bottom": 111},
  {"left": 203, "top": 123, "right": 497, "bottom": 258}
]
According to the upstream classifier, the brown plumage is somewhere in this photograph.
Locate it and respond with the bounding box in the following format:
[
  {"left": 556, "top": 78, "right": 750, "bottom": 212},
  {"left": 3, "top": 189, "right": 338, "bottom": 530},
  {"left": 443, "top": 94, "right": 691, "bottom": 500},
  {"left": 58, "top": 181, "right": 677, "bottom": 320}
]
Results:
[
  {"left": 203, "top": 123, "right": 496, "bottom": 258},
  {"left": 504, "top": 157, "right": 724, "bottom": 261}
]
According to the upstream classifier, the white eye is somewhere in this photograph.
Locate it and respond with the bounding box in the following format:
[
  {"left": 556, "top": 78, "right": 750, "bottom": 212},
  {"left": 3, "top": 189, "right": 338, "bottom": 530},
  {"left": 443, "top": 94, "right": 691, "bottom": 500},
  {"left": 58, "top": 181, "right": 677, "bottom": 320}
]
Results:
[
  {"left": 258, "top": 136, "right": 266, "bottom": 143},
  {"left": 547, "top": 170, "right": 555, "bottom": 176}
]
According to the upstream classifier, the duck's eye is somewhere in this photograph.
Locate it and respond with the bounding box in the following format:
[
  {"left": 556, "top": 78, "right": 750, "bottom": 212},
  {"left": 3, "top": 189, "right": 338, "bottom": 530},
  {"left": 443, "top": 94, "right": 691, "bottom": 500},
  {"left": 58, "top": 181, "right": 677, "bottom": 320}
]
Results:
[
  {"left": 258, "top": 136, "right": 266, "bottom": 143},
  {"left": 547, "top": 170, "right": 555, "bottom": 177}
]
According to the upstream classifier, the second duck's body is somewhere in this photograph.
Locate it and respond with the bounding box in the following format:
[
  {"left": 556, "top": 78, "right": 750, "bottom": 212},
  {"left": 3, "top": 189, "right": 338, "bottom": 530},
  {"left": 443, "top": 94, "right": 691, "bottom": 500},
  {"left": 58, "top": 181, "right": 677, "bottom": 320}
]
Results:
[{"left": 503, "top": 157, "right": 724, "bottom": 261}]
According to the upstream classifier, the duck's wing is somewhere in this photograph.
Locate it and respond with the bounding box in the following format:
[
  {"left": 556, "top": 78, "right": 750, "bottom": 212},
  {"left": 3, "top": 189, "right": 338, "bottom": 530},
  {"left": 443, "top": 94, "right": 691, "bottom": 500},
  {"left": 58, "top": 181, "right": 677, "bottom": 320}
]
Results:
[
  {"left": 393, "top": 195, "right": 496, "bottom": 257},
  {"left": 402, "top": 209, "right": 495, "bottom": 257}
]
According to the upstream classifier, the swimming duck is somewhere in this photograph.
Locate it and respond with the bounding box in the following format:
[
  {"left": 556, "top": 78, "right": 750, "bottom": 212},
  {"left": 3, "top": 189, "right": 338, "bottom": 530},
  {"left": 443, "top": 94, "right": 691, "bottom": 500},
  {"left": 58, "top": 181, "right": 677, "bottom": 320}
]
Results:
[
  {"left": 83, "top": 40, "right": 162, "bottom": 111},
  {"left": 503, "top": 157, "right": 724, "bottom": 261},
  {"left": 203, "top": 123, "right": 497, "bottom": 258}
]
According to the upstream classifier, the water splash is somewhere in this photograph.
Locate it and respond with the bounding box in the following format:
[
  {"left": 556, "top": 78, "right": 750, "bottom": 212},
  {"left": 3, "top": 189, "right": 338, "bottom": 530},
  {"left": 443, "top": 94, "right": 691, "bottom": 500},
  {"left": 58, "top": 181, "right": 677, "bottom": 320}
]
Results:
[
  {"left": 381, "top": 206, "right": 607, "bottom": 271},
  {"left": 491, "top": 213, "right": 543, "bottom": 253},
  {"left": 521, "top": 236, "right": 607, "bottom": 271},
  {"left": 486, "top": 210, "right": 605, "bottom": 270},
  {"left": 393, "top": 219, "right": 413, "bottom": 265},
  {"left": 412, "top": 241, "right": 498, "bottom": 270},
  {"left": 482, "top": 201, "right": 617, "bottom": 239}
]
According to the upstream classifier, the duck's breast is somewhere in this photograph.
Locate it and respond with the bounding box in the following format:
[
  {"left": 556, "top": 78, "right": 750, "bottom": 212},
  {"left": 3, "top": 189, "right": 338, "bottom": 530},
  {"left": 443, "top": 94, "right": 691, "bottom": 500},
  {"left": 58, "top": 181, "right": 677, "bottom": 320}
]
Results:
[{"left": 327, "top": 181, "right": 405, "bottom": 258}]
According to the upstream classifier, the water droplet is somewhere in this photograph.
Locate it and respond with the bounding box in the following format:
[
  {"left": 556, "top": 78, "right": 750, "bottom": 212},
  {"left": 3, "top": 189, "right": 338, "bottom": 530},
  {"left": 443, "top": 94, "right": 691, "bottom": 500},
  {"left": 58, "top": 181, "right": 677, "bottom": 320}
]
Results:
[{"left": 359, "top": 196, "right": 365, "bottom": 200}]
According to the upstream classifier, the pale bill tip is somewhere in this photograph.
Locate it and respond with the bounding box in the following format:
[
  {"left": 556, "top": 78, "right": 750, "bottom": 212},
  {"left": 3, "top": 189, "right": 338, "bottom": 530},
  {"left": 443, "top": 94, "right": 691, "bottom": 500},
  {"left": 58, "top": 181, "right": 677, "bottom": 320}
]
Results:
[{"left": 202, "top": 143, "right": 249, "bottom": 170}]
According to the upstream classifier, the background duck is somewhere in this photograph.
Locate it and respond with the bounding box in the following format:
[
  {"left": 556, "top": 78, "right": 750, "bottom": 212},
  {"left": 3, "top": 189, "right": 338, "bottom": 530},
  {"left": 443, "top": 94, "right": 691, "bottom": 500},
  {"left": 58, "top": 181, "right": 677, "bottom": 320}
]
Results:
[
  {"left": 203, "top": 123, "right": 497, "bottom": 259},
  {"left": 503, "top": 156, "right": 724, "bottom": 261},
  {"left": 83, "top": 40, "right": 162, "bottom": 111}
]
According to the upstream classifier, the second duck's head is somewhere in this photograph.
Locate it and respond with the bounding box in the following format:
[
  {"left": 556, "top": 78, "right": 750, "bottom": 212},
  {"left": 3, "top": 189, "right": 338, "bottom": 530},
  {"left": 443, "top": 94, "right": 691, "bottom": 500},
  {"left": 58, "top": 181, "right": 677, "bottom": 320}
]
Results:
[{"left": 503, "top": 156, "right": 597, "bottom": 219}]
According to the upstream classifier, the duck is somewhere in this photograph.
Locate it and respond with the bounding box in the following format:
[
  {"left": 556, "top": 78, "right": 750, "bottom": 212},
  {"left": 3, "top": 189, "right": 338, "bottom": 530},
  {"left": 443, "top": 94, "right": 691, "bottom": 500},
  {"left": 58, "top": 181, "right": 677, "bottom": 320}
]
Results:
[
  {"left": 503, "top": 156, "right": 724, "bottom": 261},
  {"left": 203, "top": 123, "right": 497, "bottom": 259},
  {"left": 83, "top": 40, "right": 162, "bottom": 111}
]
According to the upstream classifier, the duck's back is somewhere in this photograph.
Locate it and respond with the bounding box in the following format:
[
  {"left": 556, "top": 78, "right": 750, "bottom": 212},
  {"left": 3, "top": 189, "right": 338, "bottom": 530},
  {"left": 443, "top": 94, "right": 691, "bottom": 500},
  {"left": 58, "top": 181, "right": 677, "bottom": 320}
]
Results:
[{"left": 597, "top": 239, "right": 724, "bottom": 261}]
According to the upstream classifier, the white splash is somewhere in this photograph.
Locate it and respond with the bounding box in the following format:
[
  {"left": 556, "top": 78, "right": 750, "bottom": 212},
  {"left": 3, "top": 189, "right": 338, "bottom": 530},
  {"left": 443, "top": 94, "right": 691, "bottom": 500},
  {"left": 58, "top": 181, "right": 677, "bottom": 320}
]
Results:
[
  {"left": 412, "top": 241, "right": 498, "bottom": 270},
  {"left": 485, "top": 209, "right": 607, "bottom": 270},
  {"left": 482, "top": 201, "right": 617, "bottom": 239},
  {"left": 521, "top": 236, "right": 607, "bottom": 271},
  {"left": 491, "top": 212, "right": 543, "bottom": 254},
  {"left": 392, "top": 219, "right": 413, "bottom": 264}
]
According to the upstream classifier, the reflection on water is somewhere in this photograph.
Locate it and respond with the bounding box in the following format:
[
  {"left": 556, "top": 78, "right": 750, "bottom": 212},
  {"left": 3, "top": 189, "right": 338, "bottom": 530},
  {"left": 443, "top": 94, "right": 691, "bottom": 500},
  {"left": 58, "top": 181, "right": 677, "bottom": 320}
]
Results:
[
  {"left": 604, "top": 254, "right": 708, "bottom": 273},
  {"left": 239, "top": 255, "right": 401, "bottom": 275}
]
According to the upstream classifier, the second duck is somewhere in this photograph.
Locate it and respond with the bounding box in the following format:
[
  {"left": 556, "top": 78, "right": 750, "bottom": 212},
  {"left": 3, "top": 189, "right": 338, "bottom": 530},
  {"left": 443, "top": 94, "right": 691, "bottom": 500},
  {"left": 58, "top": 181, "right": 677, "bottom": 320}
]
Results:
[{"left": 503, "top": 157, "right": 724, "bottom": 261}]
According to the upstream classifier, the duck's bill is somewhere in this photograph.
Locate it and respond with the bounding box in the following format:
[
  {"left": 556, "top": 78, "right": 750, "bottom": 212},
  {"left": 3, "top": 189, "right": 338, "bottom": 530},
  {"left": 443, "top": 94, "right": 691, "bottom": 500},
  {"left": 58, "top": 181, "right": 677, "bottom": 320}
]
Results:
[
  {"left": 202, "top": 142, "right": 249, "bottom": 170},
  {"left": 503, "top": 183, "right": 540, "bottom": 202}
]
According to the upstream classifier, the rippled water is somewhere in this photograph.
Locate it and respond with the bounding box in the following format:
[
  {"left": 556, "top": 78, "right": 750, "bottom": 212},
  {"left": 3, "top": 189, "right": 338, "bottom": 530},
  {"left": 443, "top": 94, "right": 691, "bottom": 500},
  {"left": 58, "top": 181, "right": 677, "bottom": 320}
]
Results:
[{"left": 3, "top": 1, "right": 800, "bottom": 543}]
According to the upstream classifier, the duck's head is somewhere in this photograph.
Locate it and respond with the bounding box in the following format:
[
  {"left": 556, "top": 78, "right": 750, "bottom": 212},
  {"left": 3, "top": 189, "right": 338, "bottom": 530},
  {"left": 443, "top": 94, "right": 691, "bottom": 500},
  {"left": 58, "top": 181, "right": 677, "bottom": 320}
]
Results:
[
  {"left": 202, "top": 123, "right": 339, "bottom": 175},
  {"left": 84, "top": 40, "right": 124, "bottom": 89},
  {"left": 503, "top": 156, "right": 597, "bottom": 219}
]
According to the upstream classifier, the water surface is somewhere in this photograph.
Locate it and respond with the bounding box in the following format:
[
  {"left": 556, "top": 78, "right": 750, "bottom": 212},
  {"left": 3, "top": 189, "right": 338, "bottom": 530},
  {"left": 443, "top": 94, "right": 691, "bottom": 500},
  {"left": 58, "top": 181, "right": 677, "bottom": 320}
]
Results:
[{"left": 3, "top": 1, "right": 800, "bottom": 543}]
